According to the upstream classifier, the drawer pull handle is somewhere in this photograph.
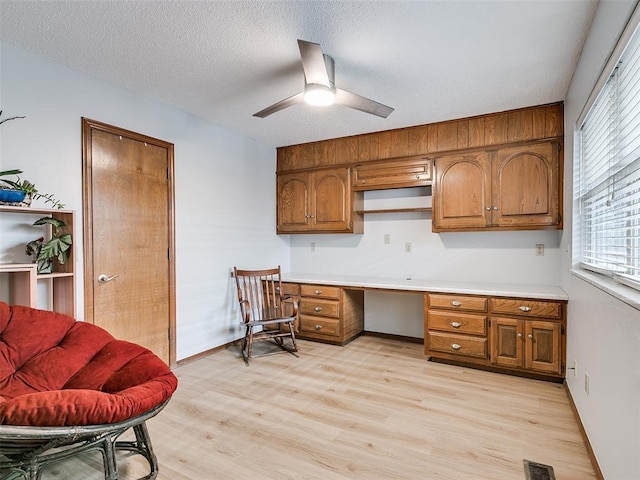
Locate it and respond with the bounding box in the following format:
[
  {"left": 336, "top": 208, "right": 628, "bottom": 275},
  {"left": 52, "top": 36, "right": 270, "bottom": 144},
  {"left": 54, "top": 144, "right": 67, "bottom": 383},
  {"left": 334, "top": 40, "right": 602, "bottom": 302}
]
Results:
[
  {"left": 314, "top": 290, "right": 322, "bottom": 295},
  {"left": 519, "top": 306, "right": 532, "bottom": 312},
  {"left": 451, "top": 343, "right": 461, "bottom": 350},
  {"left": 451, "top": 301, "right": 462, "bottom": 307},
  {"left": 450, "top": 321, "right": 462, "bottom": 328},
  {"left": 314, "top": 306, "right": 322, "bottom": 312},
  {"left": 315, "top": 324, "right": 322, "bottom": 330}
]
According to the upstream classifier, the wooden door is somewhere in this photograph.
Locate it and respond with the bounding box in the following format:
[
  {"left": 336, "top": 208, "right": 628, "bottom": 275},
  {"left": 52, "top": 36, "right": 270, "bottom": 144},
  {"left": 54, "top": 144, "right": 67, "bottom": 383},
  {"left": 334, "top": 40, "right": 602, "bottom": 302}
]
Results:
[
  {"left": 310, "top": 168, "right": 352, "bottom": 231},
  {"left": 432, "top": 152, "right": 491, "bottom": 231},
  {"left": 490, "top": 317, "right": 523, "bottom": 368},
  {"left": 276, "top": 172, "right": 310, "bottom": 233},
  {"left": 524, "top": 320, "right": 561, "bottom": 374},
  {"left": 82, "top": 119, "right": 175, "bottom": 366},
  {"left": 492, "top": 142, "right": 560, "bottom": 228}
]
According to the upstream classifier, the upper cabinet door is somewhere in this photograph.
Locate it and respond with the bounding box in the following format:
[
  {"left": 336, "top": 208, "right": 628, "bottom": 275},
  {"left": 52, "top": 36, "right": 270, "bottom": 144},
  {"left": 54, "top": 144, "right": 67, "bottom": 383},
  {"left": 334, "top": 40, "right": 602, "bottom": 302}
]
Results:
[
  {"left": 310, "top": 168, "right": 352, "bottom": 231},
  {"left": 492, "top": 141, "right": 561, "bottom": 228},
  {"left": 277, "top": 172, "right": 311, "bottom": 233},
  {"left": 432, "top": 152, "right": 492, "bottom": 231}
]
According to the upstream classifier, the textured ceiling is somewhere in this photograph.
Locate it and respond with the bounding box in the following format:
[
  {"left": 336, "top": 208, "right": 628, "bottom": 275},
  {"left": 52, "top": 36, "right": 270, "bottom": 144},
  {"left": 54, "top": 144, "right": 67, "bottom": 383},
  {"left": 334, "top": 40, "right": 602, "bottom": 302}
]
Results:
[{"left": 0, "top": 0, "right": 597, "bottom": 148}]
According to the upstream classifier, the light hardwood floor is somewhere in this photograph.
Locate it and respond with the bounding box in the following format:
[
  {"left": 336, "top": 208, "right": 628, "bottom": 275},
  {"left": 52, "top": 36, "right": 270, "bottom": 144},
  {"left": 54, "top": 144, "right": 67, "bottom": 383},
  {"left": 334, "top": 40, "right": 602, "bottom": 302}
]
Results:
[{"left": 40, "top": 336, "right": 596, "bottom": 479}]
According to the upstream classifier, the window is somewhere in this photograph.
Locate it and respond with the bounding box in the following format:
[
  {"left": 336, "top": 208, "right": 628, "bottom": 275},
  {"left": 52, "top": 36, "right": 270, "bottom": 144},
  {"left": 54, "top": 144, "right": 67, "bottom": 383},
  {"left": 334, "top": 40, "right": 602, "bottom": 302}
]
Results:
[{"left": 577, "top": 17, "right": 640, "bottom": 290}]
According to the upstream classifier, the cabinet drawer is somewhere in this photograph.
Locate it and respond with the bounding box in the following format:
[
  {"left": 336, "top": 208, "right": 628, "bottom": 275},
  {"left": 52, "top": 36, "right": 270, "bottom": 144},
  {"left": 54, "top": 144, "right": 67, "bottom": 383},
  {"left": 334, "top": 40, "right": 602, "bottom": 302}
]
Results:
[
  {"left": 353, "top": 156, "right": 433, "bottom": 190},
  {"left": 301, "top": 285, "right": 340, "bottom": 299},
  {"left": 428, "top": 311, "right": 487, "bottom": 335},
  {"left": 428, "top": 331, "right": 487, "bottom": 358},
  {"left": 300, "top": 298, "right": 339, "bottom": 318},
  {"left": 278, "top": 283, "right": 299, "bottom": 296},
  {"left": 491, "top": 298, "right": 562, "bottom": 318},
  {"left": 428, "top": 294, "right": 488, "bottom": 312},
  {"left": 300, "top": 315, "right": 340, "bottom": 337}
]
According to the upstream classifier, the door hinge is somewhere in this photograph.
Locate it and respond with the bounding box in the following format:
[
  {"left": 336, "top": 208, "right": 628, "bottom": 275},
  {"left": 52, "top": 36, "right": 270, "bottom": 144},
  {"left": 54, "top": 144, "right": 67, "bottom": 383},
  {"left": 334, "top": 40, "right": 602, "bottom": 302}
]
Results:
[
  {"left": 561, "top": 325, "right": 565, "bottom": 335},
  {"left": 167, "top": 168, "right": 170, "bottom": 180},
  {"left": 557, "top": 214, "right": 562, "bottom": 224}
]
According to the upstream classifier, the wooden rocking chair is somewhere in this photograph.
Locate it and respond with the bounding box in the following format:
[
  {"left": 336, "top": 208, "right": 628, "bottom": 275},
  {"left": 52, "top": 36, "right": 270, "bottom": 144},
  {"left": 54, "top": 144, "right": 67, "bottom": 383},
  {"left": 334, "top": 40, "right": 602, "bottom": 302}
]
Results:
[{"left": 233, "top": 266, "right": 299, "bottom": 364}]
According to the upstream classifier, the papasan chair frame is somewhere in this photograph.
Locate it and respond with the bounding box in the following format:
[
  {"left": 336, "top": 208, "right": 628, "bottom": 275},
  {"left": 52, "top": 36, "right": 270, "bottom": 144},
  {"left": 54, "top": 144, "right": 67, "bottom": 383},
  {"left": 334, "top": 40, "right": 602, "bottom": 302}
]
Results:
[{"left": 0, "top": 401, "right": 167, "bottom": 480}]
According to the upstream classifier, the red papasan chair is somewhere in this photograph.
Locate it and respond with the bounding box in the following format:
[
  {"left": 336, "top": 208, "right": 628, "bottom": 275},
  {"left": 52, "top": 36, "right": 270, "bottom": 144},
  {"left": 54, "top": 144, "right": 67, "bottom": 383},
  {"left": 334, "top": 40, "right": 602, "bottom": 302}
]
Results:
[{"left": 0, "top": 302, "right": 178, "bottom": 480}]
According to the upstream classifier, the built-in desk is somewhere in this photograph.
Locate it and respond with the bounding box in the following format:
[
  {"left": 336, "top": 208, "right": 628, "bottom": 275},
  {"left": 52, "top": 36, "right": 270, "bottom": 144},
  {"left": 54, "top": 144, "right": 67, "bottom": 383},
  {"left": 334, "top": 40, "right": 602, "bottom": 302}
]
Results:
[{"left": 281, "top": 273, "right": 568, "bottom": 381}]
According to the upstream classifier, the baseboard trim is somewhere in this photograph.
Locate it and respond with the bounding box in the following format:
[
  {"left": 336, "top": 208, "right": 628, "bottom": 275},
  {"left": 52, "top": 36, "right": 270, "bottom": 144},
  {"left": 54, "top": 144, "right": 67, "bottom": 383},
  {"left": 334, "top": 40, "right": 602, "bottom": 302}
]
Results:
[
  {"left": 563, "top": 382, "right": 604, "bottom": 480},
  {"left": 176, "top": 340, "right": 236, "bottom": 367},
  {"left": 362, "top": 331, "right": 423, "bottom": 344}
]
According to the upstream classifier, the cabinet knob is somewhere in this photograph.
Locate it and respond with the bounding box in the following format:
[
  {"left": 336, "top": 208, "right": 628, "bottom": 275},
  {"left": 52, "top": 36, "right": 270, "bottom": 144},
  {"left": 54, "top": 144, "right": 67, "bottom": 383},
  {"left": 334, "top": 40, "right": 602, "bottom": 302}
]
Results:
[
  {"left": 416, "top": 175, "right": 421, "bottom": 179},
  {"left": 451, "top": 343, "right": 461, "bottom": 350},
  {"left": 315, "top": 324, "right": 322, "bottom": 330},
  {"left": 517, "top": 333, "right": 523, "bottom": 338},
  {"left": 519, "top": 306, "right": 532, "bottom": 312},
  {"left": 450, "top": 321, "right": 461, "bottom": 328},
  {"left": 362, "top": 180, "right": 366, "bottom": 184},
  {"left": 451, "top": 301, "right": 462, "bottom": 307},
  {"left": 314, "top": 290, "right": 322, "bottom": 295},
  {"left": 314, "top": 306, "right": 322, "bottom": 312},
  {"left": 486, "top": 207, "right": 492, "bottom": 211},
  {"left": 528, "top": 334, "right": 534, "bottom": 339},
  {"left": 493, "top": 206, "right": 498, "bottom": 211}
]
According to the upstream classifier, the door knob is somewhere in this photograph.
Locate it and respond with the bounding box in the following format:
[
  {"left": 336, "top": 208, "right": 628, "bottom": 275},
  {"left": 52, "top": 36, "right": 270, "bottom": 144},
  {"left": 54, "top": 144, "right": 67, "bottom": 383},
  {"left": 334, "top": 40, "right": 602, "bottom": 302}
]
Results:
[{"left": 97, "top": 273, "right": 120, "bottom": 284}]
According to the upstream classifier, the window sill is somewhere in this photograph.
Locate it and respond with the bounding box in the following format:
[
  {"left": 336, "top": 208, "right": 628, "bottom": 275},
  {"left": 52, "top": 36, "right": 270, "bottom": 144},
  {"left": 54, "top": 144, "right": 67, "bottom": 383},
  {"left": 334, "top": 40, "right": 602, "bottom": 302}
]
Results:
[{"left": 570, "top": 268, "right": 640, "bottom": 312}]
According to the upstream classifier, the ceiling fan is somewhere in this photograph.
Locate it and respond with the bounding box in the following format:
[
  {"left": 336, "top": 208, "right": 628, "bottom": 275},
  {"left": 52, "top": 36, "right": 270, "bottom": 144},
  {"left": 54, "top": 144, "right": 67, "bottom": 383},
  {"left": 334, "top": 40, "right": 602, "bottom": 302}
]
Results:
[{"left": 253, "top": 39, "right": 394, "bottom": 119}]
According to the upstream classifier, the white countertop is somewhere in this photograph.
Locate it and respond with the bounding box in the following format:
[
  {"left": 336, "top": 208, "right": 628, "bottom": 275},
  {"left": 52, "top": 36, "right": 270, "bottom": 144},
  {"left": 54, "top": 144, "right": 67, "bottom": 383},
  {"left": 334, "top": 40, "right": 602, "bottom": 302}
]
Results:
[{"left": 281, "top": 272, "right": 568, "bottom": 301}]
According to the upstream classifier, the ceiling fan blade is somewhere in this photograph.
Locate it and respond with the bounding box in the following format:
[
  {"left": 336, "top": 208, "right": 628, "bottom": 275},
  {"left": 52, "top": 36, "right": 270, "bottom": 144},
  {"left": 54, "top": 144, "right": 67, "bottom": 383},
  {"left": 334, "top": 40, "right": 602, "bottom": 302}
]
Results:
[
  {"left": 335, "top": 88, "right": 394, "bottom": 118},
  {"left": 297, "top": 39, "right": 331, "bottom": 88},
  {"left": 253, "top": 92, "right": 304, "bottom": 118}
]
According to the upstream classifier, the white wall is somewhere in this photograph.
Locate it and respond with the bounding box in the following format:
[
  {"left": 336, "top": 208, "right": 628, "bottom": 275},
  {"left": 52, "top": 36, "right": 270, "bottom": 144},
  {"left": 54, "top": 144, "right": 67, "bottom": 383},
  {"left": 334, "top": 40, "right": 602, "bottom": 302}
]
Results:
[
  {"left": 0, "top": 42, "right": 290, "bottom": 361},
  {"left": 562, "top": 1, "right": 640, "bottom": 479}
]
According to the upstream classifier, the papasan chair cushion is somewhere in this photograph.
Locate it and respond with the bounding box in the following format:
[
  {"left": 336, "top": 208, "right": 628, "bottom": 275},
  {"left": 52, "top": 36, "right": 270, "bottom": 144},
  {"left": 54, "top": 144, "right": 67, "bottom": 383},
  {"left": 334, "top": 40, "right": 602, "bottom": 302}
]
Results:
[{"left": 0, "top": 301, "right": 178, "bottom": 479}]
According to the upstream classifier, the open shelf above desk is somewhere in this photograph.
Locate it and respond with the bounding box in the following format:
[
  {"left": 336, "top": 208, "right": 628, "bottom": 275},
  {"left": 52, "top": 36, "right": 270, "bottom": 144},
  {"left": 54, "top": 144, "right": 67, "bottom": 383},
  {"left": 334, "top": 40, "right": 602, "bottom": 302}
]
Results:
[
  {"left": 359, "top": 186, "right": 432, "bottom": 216},
  {"left": 356, "top": 207, "right": 432, "bottom": 215}
]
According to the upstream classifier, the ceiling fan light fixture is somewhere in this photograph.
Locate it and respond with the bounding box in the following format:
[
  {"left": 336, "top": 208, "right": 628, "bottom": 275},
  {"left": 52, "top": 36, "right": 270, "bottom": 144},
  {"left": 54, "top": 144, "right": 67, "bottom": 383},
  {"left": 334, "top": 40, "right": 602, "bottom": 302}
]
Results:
[{"left": 304, "top": 83, "right": 335, "bottom": 107}]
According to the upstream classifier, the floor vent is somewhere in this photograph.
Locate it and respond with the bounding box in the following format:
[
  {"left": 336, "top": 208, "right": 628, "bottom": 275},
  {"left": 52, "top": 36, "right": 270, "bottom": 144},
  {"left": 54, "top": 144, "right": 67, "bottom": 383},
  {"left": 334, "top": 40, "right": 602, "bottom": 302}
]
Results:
[{"left": 523, "top": 459, "right": 556, "bottom": 480}]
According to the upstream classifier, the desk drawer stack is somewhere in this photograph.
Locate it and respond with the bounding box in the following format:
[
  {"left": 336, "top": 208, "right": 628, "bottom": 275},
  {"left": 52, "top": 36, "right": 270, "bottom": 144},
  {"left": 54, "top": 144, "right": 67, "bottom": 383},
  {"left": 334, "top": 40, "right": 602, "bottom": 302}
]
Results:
[
  {"left": 425, "top": 292, "right": 566, "bottom": 381},
  {"left": 297, "top": 284, "right": 364, "bottom": 345}
]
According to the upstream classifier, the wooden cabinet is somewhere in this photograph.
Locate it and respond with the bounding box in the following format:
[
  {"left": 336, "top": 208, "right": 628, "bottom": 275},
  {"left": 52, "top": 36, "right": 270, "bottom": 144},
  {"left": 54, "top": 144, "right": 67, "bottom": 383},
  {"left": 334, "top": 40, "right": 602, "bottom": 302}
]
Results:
[
  {"left": 490, "top": 298, "right": 563, "bottom": 376},
  {"left": 0, "top": 206, "right": 75, "bottom": 316},
  {"left": 432, "top": 141, "right": 562, "bottom": 232},
  {"left": 276, "top": 167, "right": 363, "bottom": 234},
  {"left": 425, "top": 293, "right": 489, "bottom": 363},
  {"left": 297, "top": 284, "right": 364, "bottom": 344},
  {"left": 353, "top": 156, "right": 433, "bottom": 191},
  {"left": 425, "top": 292, "right": 566, "bottom": 380}
]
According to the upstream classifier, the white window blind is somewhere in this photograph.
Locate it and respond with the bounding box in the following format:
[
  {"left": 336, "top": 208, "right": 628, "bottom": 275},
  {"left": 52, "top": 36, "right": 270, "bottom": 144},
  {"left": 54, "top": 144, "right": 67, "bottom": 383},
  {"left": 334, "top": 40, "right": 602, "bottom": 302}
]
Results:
[{"left": 579, "top": 20, "right": 640, "bottom": 289}]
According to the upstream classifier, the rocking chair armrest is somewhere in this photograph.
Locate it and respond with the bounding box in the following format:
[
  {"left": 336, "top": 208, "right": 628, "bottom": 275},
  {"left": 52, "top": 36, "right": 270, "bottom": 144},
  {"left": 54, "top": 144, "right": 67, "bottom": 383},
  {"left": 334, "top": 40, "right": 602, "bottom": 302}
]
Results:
[
  {"left": 238, "top": 298, "right": 252, "bottom": 323},
  {"left": 281, "top": 295, "right": 299, "bottom": 317}
]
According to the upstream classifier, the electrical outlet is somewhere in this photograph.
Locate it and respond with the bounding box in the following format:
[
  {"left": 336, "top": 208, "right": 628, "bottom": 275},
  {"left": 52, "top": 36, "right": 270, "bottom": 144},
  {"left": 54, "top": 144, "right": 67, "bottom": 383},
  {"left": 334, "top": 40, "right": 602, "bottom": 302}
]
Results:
[
  {"left": 536, "top": 244, "right": 545, "bottom": 256},
  {"left": 384, "top": 234, "right": 391, "bottom": 245},
  {"left": 585, "top": 372, "right": 590, "bottom": 395},
  {"left": 310, "top": 242, "right": 316, "bottom": 252},
  {"left": 405, "top": 242, "right": 412, "bottom": 253}
]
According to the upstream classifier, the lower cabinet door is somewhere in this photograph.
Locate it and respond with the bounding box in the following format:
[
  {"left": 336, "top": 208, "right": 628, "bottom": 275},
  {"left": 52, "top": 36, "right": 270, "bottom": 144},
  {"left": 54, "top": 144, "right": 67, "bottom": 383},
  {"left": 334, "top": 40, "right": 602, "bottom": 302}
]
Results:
[
  {"left": 524, "top": 320, "right": 561, "bottom": 374},
  {"left": 490, "top": 317, "right": 523, "bottom": 368}
]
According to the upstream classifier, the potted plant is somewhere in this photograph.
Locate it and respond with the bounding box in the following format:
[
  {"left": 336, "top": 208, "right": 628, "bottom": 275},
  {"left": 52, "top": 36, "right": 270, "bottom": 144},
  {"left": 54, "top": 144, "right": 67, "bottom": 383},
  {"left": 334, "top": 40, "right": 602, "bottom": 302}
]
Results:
[
  {"left": 0, "top": 169, "right": 65, "bottom": 209},
  {"left": 25, "top": 217, "right": 72, "bottom": 274}
]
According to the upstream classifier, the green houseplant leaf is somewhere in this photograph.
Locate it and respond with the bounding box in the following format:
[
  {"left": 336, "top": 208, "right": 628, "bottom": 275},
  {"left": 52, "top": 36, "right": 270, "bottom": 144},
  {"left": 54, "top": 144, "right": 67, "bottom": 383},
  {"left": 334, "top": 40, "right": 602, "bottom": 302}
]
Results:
[{"left": 31, "top": 217, "right": 73, "bottom": 267}]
